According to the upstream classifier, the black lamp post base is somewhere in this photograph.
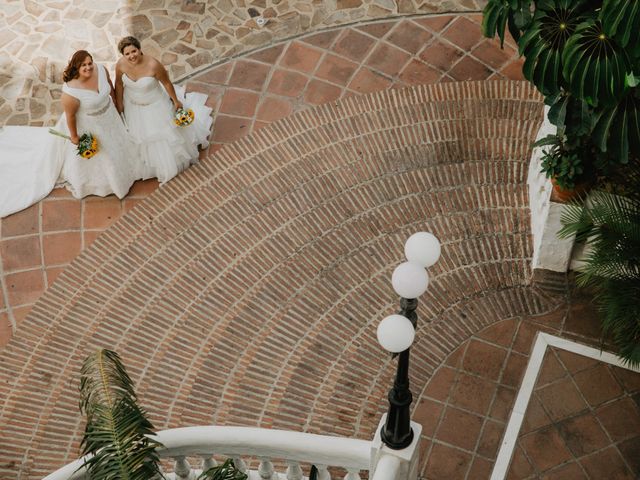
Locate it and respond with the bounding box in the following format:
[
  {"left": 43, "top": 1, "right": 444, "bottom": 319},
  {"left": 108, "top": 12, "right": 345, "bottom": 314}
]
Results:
[{"left": 380, "top": 425, "right": 414, "bottom": 450}]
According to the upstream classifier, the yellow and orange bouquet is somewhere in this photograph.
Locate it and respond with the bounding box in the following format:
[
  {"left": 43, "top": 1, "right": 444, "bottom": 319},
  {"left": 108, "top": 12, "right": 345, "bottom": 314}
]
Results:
[
  {"left": 174, "top": 108, "right": 195, "bottom": 127},
  {"left": 49, "top": 129, "right": 99, "bottom": 159}
]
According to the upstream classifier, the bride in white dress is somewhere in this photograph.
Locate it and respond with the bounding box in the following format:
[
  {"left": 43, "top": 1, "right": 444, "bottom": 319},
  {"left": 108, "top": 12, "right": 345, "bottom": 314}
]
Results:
[
  {"left": 0, "top": 50, "right": 138, "bottom": 218},
  {"left": 115, "top": 36, "right": 212, "bottom": 184}
]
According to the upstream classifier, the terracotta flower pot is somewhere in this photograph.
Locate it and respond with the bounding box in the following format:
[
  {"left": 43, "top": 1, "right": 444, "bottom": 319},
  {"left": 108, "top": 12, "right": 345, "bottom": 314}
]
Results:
[{"left": 550, "top": 177, "right": 593, "bottom": 203}]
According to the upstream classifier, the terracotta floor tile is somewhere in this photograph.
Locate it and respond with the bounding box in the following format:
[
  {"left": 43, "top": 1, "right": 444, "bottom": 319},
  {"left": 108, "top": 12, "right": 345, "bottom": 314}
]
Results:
[
  {"left": 419, "top": 39, "right": 465, "bottom": 72},
  {"left": 128, "top": 178, "right": 160, "bottom": 197},
  {"left": 365, "top": 43, "right": 411, "bottom": 77},
  {"left": 477, "top": 319, "right": 518, "bottom": 347},
  {"left": 580, "top": 447, "right": 635, "bottom": 480},
  {"left": 0, "top": 312, "right": 12, "bottom": 348},
  {"left": 477, "top": 419, "right": 504, "bottom": 459},
  {"left": 247, "top": 44, "right": 285, "bottom": 64},
  {"left": 573, "top": 364, "right": 625, "bottom": 407},
  {"left": 441, "top": 16, "right": 483, "bottom": 52},
  {"left": 530, "top": 306, "right": 567, "bottom": 329},
  {"left": 467, "top": 457, "right": 493, "bottom": 479},
  {"left": 413, "top": 15, "right": 454, "bottom": 33},
  {"left": 314, "top": 53, "right": 358, "bottom": 86},
  {"left": 557, "top": 412, "right": 609, "bottom": 457},
  {"left": 398, "top": 59, "right": 441, "bottom": 85},
  {"left": 256, "top": 96, "right": 294, "bottom": 123},
  {"left": 228, "top": 60, "right": 272, "bottom": 91},
  {"left": 279, "top": 41, "right": 323, "bottom": 74},
  {"left": 564, "top": 301, "right": 602, "bottom": 340},
  {"left": 300, "top": 30, "right": 340, "bottom": 49},
  {"left": 42, "top": 232, "right": 81, "bottom": 266},
  {"left": 520, "top": 395, "right": 553, "bottom": 435},
  {"left": 435, "top": 406, "right": 483, "bottom": 450},
  {"left": 445, "top": 343, "right": 465, "bottom": 367},
  {"left": 0, "top": 203, "right": 39, "bottom": 238},
  {"left": 449, "top": 372, "right": 495, "bottom": 416},
  {"left": 11, "top": 305, "right": 31, "bottom": 326},
  {"left": 554, "top": 349, "right": 600, "bottom": 374},
  {"left": 423, "top": 365, "right": 457, "bottom": 401},
  {"left": 46, "top": 187, "right": 74, "bottom": 198},
  {"left": 500, "top": 351, "right": 528, "bottom": 388},
  {"left": 219, "top": 88, "right": 260, "bottom": 118},
  {"left": 347, "top": 67, "right": 392, "bottom": 94},
  {"left": 536, "top": 350, "right": 567, "bottom": 387},
  {"left": 412, "top": 397, "right": 443, "bottom": 437},
  {"left": 596, "top": 397, "right": 640, "bottom": 442},
  {"left": 500, "top": 58, "right": 527, "bottom": 81},
  {"left": 537, "top": 377, "right": 589, "bottom": 422},
  {"left": 190, "top": 63, "right": 232, "bottom": 85},
  {"left": 490, "top": 385, "right": 517, "bottom": 423},
  {"left": 386, "top": 19, "right": 433, "bottom": 54},
  {"left": 211, "top": 115, "right": 252, "bottom": 143},
  {"left": 303, "top": 79, "right": 342, "bottom": 105},
  {"left": 462, "top": 339, "right": 507, "bottom": 381},
  {"left": 520, "top": 426, "right": 573, "bottom": 472},
  {"left": 356, "top": 21, "right": 395, "bottom": 39},
  {"left": 611, "top": 366, "right": 640, "bottom": 393},
  {"left": 42, "top": 200, "right": 81, "bottom": 232},
  {"left": 0, "top": 236, "right": 41, "bottom": 272},
  {"left": 448, "top": 55, "right": 493, "bottom": 81},
  {"left": 83, "top": 197, "right": 123, "bottom": 230},
  {"left": 541, "top": 462, "right": 588, "bottom": 480},
  {"left": 123, "top": 199, "right": 141, "bottom": 214},
  {"left": 618, "top": 436, "right": 640, "bottom": 474},
  {"left": 507, "top": 444, "right": 536, "bottom": 479},
  {"left": 5, "top": 269, "right": 45, "bottom": 306},
  {"left": 471, "top": 38, "right": 513, "bottom": 70},
  {"left": 267, "top": 69, "right": 309, "bottom": 97},
  {"left": 333, "top": 28, "right": 376, "bottom": 62},
  {"left": 424, "top": 443, "right": 472, "bottom": 480},
  {"left": 45, "top": 266, "right": 66, "bottom": 287}
]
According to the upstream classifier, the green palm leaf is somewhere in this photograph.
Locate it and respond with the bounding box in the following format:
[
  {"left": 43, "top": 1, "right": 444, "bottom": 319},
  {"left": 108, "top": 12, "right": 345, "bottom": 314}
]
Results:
[
  {"left": 601, "top": 0, "right": 640, "bottom": 56},
  {"left": 593, "top": 90, "right": 640, "bottom": 163},
  {"left": 199, "top": 459, "right": 248, "bottom": 480},
  {"left": 79, "top": 349, "right": 162, "bottom": 480}
]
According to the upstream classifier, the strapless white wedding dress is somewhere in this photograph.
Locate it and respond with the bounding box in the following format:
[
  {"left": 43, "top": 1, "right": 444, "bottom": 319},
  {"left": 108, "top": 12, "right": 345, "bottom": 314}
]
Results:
[
  {"left": 0, "top": 65, "right": 138, "bottom": 218},
  {"left": 122, "top": 74, "right": 212, "bottom": 184}
]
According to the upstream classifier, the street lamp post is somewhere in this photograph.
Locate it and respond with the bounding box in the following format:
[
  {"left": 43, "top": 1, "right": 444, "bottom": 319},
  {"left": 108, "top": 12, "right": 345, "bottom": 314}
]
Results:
[{"left": 376, "top": 232, "right": 441, "bottom": 450}]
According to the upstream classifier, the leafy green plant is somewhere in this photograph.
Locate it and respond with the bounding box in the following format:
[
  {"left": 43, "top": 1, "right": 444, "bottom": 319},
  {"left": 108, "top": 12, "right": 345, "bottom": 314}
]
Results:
[
  {"left": 79, "top": 349, "right": 247, "bottom": 480},
  {"left": 558, "top": 160, "right": 640, "bottom": 367},
  {"left": 483, "top": 0, "right": 640, "bottom": 181}
]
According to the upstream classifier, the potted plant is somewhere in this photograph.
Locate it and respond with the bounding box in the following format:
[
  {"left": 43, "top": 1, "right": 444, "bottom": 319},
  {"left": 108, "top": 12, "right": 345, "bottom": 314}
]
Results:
[
  {"left": 559, "top": 160, "right": 640, "bottom": 367},
  {"left": 79, "top": 349, "right": 247, "bottom": 480},
  {"left": 482, "top": 0, "right": 640, "bottom": 187}
]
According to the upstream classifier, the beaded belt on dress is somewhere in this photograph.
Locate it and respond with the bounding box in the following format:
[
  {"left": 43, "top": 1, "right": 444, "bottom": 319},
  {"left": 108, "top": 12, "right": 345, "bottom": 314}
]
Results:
[
  {"left": 128, "top": 98, "right": 151, "bottom": 106},
  {"left": 86, "top": 103, "right": 111, "bottom": 116}
]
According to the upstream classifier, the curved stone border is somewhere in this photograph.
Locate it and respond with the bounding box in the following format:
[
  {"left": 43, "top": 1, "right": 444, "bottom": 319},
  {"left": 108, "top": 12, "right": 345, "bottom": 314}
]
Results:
[{"left": 0, "top": 80, "right": 550, "bottom": 479}]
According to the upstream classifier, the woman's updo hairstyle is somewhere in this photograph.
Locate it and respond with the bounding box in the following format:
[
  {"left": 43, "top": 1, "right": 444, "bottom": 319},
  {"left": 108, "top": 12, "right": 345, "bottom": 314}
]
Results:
[
  {"left": 63, "top": 50, "right": 92, "bottom": 83},
  {"left": 118, "top": 36, "right": 142, "bottom": 54}
]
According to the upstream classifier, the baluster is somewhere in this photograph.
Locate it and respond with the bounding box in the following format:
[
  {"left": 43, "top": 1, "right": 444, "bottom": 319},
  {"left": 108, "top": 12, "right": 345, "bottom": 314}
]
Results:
[
  {"left": 285, "top": 461, "right": 303, "bottom": 480},
  {"left": 343, "top": 468, "right": 361, "bottom": 480},
  {"left": 258, "top": 457, "right": 278, "bottom": 479},
  {"left": 202, "top": 455, "right": 217, "bottom": 472},
  {"left": 174, "top": 456, "right": 195, "bottom": 480},
  {"left": 315, "top": 464, "right": 331, "bottom": 480},
  {"left": 232, "top": 456, "right": 248, "bottom": 474}
]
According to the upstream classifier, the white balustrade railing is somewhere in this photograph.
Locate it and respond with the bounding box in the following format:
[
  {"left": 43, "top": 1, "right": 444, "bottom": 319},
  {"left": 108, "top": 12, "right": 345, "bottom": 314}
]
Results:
[{"left": 43, "top": 417, "right": 421, "bottom": 480}]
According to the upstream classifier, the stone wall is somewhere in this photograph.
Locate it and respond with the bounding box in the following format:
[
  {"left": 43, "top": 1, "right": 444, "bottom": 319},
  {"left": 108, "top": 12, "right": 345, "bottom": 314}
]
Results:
[{"left": 0, "top": 0, "right": 486, "bottom": 126}]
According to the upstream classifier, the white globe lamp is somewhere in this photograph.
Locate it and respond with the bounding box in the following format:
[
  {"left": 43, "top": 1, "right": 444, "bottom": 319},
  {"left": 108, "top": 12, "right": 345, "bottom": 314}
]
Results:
[
  {"left": 404, "top": 232, "right": 441, "bottom": 268},
  {"left": 377, "top": 314, "right": 415, "bottom": 353},
  {"left": 391, "top": 261, "right": 429, "bottom": 299}
]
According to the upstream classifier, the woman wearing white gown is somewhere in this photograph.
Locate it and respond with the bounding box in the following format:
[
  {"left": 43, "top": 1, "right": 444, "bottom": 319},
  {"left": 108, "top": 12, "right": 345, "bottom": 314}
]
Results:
[
  {"left": 0, "top": 50, "right": 138, "bottom": 218},
  {"left": 115, "top": 36, "right": 212, "bottom": 184}
]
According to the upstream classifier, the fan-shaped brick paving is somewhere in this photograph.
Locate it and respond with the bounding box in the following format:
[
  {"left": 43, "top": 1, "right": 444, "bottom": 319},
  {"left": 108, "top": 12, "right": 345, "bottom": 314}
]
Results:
[
  {"left": 0, "top": 14, "right": 526, "bottom": 346},
  {"left": 0, "top": 80, "right": 567, "bottom": 479}
]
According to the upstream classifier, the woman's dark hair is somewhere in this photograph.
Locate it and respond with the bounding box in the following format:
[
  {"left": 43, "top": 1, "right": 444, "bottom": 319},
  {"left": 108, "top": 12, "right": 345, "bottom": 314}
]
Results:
[
  {"left": 118, "top": 36, "right": 142, "bottom": 54},
  {"left": 63, "top": 50, "right": 92, "bottom": 82}
]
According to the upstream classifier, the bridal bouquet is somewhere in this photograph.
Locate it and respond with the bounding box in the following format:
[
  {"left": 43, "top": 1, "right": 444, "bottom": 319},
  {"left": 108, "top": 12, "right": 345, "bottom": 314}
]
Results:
[
  {"left": 174, "top": 108, "right": 195, "bottom": 127},
  {"left": 49, "top": 129, "right": 99, "bottom": 159}
]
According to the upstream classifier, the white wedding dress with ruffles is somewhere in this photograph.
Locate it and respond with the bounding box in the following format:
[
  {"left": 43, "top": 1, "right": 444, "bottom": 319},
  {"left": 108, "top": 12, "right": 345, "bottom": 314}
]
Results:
[
  {"left": 0, "top": 65, "right": 138, "bottom": 218},
  {"left": 122, "top": 74, "right": 212, "bottom": 184}
]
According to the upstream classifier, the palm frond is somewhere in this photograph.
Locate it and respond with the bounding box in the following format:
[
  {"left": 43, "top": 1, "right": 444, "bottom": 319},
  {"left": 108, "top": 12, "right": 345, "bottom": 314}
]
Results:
[
  {"left": 79, "top": 349, "right": 162, "bottom": 480},
  {"left": 199, "top": 459, "right": 248, "bottom": 480}
]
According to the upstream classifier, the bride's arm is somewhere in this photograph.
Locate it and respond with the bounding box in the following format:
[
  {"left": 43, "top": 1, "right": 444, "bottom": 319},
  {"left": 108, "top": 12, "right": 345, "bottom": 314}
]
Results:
[
  {"left": 61, "top": 93, "right": 80, "bottom": 145},
  {"left": 114, "top": 62, "right": 125, "bottom": 114},
  {"left": 104, "top": 67, "right": 118, "bottom": 107},
  {"left": 154, "top": 58, "right": 183, "bottom": 110}
]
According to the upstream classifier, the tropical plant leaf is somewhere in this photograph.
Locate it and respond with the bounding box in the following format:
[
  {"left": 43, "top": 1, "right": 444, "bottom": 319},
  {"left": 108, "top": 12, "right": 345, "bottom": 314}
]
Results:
[
  {"left": 79, "top": 349, "right": 162, "bottom": 480},
  {"left": 562, "top": 20, "right": 631, "bottom": 106},
  {"left": 200, "top": 459, "right": 248, "bottom": 480},
  {"left": 601, "top": 0, "right": 640, "bottom": 57},
  {"left": 593, "top": 91, "right": 640, "bottom": 163}
]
